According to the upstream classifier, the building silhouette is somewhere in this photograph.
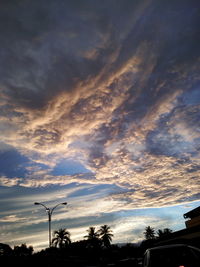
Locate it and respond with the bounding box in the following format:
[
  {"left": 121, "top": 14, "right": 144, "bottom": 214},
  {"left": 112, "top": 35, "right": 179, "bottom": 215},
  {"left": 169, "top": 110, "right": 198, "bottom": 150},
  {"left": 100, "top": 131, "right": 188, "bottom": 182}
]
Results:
[
  {"left": 156, "top": 206, "right": 200, "bottom": 248},
  {"left": 184, "top": 206, "right": 200, "bottom": 228}
]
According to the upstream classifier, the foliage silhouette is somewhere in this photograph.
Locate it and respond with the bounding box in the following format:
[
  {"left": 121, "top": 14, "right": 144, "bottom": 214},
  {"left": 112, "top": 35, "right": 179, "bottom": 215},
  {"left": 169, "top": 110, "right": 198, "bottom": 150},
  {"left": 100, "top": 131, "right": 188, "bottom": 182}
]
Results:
[
  {"left": 2, "top": 224, "right": 199, "bottom": 267},
  {"left": 13, "top": 243, "right": 33, "bottom": 256},
  {"left": 84, "top": 226, "right": 101, "bottom": 249},
  {"left": 52, "top": 228, "right": 71, "bottom": 248},
  {"left": 98, "top": 224, "right": 113, "bottom": 248},
  {"left": 157, "top": 228, "right": 173, "bottom": 238},
  {"left": 143, "top": 226, "right": 156, "bottom": 240},
  {"left": 0, "top": 243, "right": 12, "bottom": 256}
]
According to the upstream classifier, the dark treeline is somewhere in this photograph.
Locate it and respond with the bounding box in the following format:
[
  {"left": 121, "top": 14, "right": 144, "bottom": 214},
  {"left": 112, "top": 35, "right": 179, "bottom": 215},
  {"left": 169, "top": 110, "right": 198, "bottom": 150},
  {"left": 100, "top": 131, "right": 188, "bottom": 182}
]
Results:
[{"left": 0, "top": 225, "right": 191, "bottom": 267}]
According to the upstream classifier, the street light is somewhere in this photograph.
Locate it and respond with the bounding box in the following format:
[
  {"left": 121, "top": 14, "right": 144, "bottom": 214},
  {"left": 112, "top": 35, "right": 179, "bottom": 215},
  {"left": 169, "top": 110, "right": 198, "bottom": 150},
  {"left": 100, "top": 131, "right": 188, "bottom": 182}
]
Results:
[{"left": 34, "top": 202, "right": 67, "bottom": 247}]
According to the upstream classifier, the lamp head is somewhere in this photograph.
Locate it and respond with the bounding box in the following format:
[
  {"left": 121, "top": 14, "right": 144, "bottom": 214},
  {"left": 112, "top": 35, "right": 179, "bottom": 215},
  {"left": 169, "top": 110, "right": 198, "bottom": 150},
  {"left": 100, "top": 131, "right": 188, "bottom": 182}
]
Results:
[
  {"left": 62, "top": 202, "right": 67, "bottom": 205},
  {"left": 34, "top": 202, "right": 40, "bottom": 205}
]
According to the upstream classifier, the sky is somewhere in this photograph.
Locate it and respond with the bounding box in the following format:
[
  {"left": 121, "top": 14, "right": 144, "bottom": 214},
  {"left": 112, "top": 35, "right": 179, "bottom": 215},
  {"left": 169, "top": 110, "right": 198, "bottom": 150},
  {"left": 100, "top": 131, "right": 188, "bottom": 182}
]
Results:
[{"left": 0, "top": 0, "right": 200, "bottom": 251}]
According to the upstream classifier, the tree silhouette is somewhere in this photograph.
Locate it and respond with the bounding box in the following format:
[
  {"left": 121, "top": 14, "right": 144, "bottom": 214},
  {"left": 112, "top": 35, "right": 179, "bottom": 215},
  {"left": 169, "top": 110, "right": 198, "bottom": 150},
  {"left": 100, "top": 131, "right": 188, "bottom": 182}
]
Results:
[
  {"left": 84, "top": 227, "right": 100, "bottom": 248},
  {"left": 143, "top": 226, "right": 155, "bottom": 240},
  {"left": 84, "top": 226, "right": 99, "bottom": 240},
  {"left": 157, "top": 228, "right": 173, "bottom": 238},
  {"left": 13, "top": 243, "right": 33, "bottom": 256},
  {"left": 52, "top": 228, "right": 71, "bottom": 249},
  {"left": 98, "top": 225, "right": 113, "bottom": 248},
  {"left": 0, "top": 243, "right": 12, "bottom": 256}
]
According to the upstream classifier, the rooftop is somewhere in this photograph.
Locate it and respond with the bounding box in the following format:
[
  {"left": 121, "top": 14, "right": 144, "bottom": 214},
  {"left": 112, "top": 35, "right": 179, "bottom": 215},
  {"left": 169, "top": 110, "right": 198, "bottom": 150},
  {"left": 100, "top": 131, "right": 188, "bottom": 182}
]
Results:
[{"left": 183, "top": 206, "right": 200, "bottom": 219}]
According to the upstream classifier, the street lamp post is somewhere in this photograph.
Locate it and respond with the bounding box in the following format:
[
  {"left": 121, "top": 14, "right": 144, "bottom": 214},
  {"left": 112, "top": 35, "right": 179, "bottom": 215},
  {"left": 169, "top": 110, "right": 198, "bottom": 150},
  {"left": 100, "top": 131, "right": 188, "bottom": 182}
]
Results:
[{"left": 34, "top": 202, "right": 67, "bottom": 247}]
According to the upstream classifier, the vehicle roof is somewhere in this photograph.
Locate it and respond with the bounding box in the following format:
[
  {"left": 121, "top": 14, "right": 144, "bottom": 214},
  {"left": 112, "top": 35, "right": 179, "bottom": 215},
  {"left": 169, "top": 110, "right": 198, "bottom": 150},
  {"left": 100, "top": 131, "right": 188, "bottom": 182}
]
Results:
[{"left": 145, "top": 244, "right": 191, "bottom": 251}]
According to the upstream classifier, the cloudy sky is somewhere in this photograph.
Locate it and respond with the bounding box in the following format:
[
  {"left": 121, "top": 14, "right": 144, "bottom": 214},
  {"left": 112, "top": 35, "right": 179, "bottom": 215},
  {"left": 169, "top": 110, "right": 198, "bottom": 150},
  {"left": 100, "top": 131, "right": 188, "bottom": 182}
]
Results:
[{"left": 0, "top": 0, "right": 200, "bottom": 250}]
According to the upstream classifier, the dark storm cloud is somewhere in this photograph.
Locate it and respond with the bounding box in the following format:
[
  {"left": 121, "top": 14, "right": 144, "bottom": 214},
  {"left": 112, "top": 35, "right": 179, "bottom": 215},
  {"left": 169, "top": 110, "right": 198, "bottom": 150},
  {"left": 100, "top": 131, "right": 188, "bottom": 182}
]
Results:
[
  {"left": 1, "top": 0, "right": 198, "bottom": 117},
  {"left": 0, "top": 0, "right": 140, "bottom": 109},
  {"left": 115, "top": 0, "right": 200, "bottom": 119}
]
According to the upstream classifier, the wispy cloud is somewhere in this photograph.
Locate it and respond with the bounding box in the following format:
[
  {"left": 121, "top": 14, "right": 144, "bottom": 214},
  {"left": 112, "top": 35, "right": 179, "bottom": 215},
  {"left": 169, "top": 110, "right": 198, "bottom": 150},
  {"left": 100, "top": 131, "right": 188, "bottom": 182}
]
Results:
[{"left": 0, "top": 215, "right": 27, "bottom": 223}]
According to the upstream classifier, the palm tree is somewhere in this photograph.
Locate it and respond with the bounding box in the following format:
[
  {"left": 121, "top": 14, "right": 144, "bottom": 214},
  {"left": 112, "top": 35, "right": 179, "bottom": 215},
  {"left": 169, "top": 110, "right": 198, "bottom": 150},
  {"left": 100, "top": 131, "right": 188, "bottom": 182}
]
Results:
[
  {"left": 52, "top": 228, "right": 71, "bottom": 248},
  {"left": 143, "top": 226, "right": 155, "bottom": 240},
  {"left": 98, "top": 225, "right": 113, "bottom": 248},
  {"left": 84, "top": 226, "right": 99, "bottom": 240},
  {"left": 84, "top": 227, "right": 100, "bottom": 248}
]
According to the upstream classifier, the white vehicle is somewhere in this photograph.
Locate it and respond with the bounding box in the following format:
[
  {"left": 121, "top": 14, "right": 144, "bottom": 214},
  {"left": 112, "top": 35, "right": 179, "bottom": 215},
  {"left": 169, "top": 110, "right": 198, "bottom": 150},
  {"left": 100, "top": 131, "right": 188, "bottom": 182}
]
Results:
[{"left": 143, "top": 244, "right": 200, "bottom": 267}]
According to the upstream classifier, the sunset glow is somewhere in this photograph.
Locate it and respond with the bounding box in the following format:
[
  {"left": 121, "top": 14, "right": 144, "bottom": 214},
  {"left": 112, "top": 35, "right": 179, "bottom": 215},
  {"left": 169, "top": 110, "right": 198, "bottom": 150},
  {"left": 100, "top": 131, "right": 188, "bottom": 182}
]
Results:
[{"left": 0, "top": 0, "right": 200, "bottom": 250}]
